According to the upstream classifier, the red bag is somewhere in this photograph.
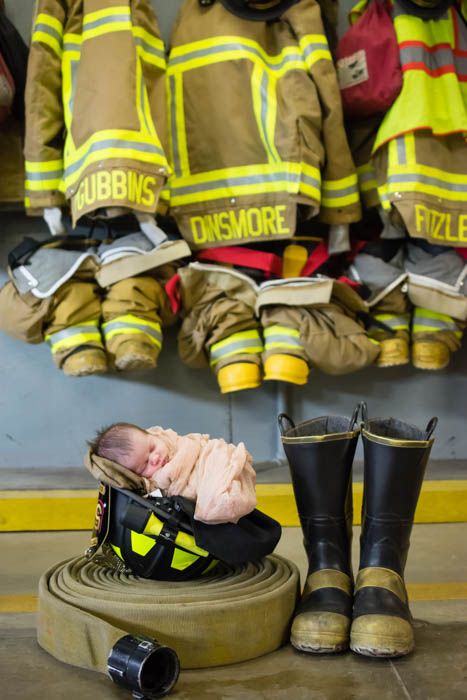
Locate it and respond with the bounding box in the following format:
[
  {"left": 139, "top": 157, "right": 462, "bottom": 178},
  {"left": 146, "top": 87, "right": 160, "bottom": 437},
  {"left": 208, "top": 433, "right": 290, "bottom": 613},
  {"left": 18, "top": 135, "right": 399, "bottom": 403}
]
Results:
[
  {"left": 0, "top": 50, "right": 14, "bottom": 125},
  {"left": 336, "top": 0, "right": 402, "bottom": 117}
]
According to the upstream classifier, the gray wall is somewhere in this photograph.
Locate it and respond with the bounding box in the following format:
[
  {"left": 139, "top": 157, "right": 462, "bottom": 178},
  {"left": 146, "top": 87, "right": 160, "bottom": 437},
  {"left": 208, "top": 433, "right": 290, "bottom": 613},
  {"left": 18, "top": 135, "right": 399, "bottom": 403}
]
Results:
[{"left": 1, "top": 0, "right": 466, "bottom": 476}]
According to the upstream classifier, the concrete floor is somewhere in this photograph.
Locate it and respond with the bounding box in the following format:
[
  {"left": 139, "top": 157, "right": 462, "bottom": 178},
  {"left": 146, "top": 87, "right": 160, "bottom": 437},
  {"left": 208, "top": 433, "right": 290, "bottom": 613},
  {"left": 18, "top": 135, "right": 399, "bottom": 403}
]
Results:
[{"left": 2, "top": 525, "right": 467, "bottom": 700}]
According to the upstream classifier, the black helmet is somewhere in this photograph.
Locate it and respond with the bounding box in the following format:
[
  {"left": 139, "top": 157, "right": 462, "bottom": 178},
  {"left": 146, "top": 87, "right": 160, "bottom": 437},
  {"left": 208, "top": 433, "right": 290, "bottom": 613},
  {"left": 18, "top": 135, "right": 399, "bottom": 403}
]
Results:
[
  {"left": 395, "top": 0, "right": 454, "bottom": 19},
  {"left": 87, "top": 484, "right": 282, "bottom": 581},
  {"left": 201, "top": 0, "right": 300, "bottom": 21}
]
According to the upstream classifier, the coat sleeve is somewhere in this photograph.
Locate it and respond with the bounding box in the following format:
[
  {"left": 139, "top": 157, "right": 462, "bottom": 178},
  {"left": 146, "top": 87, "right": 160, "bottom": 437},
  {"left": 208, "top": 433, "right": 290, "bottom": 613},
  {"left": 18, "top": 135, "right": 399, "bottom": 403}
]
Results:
[
  {"left": 286, "top": 0, "right": 361, "bottom": 224},
  {"left": 24, "top": 0, "right": 67, "bottom": 214}
]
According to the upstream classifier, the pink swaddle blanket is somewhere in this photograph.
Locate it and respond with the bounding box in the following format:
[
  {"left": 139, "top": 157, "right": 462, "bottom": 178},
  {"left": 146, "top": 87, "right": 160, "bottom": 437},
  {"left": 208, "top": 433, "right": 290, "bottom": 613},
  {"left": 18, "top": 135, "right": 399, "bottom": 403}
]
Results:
[{"left": 145, "top": 427, "right": 257, "bottom": 525}]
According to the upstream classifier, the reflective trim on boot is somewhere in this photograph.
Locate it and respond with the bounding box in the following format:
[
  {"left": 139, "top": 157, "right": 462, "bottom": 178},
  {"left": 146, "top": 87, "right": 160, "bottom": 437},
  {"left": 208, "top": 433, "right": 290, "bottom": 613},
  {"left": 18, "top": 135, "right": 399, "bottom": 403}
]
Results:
[
  {"left": 263, "top": 354, "right": 309, "bottom": 385},
  {"left": 350, "top": 567, "right": 413, "bottom": 658},
  {"left": 291, "top": 570, "right": 352, "bottom": 653},
  {"left": 217, "top": 362, "right": 261, "bottom": 393},
  {"left": 62, "top": 348, "right": 107, "bottom": 376},
  {"left": 412, "top": 340, "right": 450, "bottom": 370},
  {"left": 376, "top": 337, "right": 409, "bottom": 368}
]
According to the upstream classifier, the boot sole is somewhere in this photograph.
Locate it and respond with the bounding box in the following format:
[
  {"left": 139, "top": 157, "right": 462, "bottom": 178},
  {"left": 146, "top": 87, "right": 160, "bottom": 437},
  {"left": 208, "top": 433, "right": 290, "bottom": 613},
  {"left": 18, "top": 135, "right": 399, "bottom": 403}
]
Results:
[
  {"left": 350, "top": 637, "right": 414, "bottom": 658},
  {"left": 292, "top": 640, "right": 348, "bottom": 654},
  {"left": 115, "top": 353, "right": 156, "bottom": 371}
]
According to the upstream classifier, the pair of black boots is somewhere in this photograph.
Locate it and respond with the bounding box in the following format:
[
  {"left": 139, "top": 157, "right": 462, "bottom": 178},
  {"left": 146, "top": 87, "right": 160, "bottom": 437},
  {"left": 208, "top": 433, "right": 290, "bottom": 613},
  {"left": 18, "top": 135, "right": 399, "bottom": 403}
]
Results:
[{"left": 279, "top": 403, "right": 437, "bottom": 657}]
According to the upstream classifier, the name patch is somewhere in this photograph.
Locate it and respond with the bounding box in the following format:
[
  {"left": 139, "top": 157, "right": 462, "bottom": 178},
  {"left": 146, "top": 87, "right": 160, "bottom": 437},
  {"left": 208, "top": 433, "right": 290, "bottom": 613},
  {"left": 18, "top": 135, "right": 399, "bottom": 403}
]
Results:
[
  {"left": 415, "top": 204, "right": 467, "bottom": 243},
  {"left": 74, "top": 169, "right": 157, "bottom": 211},
  {"left": 189, "top": 205, "right": 291, "bottom": 246}
]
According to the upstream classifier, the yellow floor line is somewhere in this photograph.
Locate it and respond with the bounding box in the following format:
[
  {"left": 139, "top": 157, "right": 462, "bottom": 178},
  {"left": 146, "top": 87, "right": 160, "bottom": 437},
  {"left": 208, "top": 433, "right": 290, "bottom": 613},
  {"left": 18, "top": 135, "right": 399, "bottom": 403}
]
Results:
[
  {"left": 0, "top": 481, "right": 467, "bottom": 531},
  {"left": 1, "top": 582, "right": 467, "bottom": 613},
  {"left": 0, "top": 594, "right": 37, "bottom": 613}
]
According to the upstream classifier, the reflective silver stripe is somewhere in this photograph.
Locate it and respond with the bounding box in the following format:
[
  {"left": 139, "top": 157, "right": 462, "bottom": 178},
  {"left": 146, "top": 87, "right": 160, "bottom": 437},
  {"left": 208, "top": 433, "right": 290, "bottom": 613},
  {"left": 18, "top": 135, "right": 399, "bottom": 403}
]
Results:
[
  {"left": 46, "top": 324, "right": 100, "bottom": 345},
  {"left": 33, "top": 23, "right": 63, "bottom": 44},
  {"left": 169, "top": 75, "right": 182, "bottom": 176},
  {"left": 264, "top": 333, "right": 303, "bottom": 349},
  {"left": 83, "top": 14, "right": 130, "bottom": 31},
  {"left": 134, "top": 36, "right": 165, "bottom": 62},
  {"left": 169, "top": 43, "right": 303, "bottom": 71},
  {"left": 301, "top": 42, "right": 329, "bottom": 60},
  {"left": 25, "top": 170, "right": 63, "bottom": 181},
  {"left": 64, "top": 139, "right": 165, "bottom": 177},
  {"left": 375, "top": 314, "right": 410, "bottom": 330},
  {"left": 387, "top": 172, "right": 467, "bottom": 193},
  {"left": 400, "top": 46, "right": 467, "bottom": 76},
  {"left": 413, "top": 317, "right": 459, "bottom": 332},
  {"left": 359, "top": 169, "right": 376, "bottom": 184},
  {"left": 63, "top": 41, "right": 81, "bottom": 52},
  {"left": 171, "top": 170, "right": 300, "bottom": 197},
  {"left": 321, "top": 183, "right": 359, "bottom": 198},
  {"left": 260, "top": 70, "right": 276, "bottom": 162},
  {"left": 396, "top": 137, "right": 407, "bottom": 166},
  {"left": 210, "top": 338, "right": 262, "bottom": 363},
  {"left": 302, "top": 172, "right": 321, "bottom": 189},
  {"left": 102, "top": 321, "right": 162, "bottom": 343}
]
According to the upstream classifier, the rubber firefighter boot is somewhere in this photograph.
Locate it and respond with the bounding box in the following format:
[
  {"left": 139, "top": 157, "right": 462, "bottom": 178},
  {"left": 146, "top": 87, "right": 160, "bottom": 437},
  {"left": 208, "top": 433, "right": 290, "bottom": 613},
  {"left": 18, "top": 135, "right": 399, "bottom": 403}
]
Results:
[
  {"left": 279, "top": 406, "right": 361, "bottom": 653},
  {"left": 350, "top": 406, "right": 437, "bottom": 658},
  {"left": 216, "top": 362, "right": 262, "bottom": 393},
  {"left": 62, "top": 348, "right": 108, "bottom": 377},
  {"left": 114, "top": 340, "right": 158, "bottom": 371}
]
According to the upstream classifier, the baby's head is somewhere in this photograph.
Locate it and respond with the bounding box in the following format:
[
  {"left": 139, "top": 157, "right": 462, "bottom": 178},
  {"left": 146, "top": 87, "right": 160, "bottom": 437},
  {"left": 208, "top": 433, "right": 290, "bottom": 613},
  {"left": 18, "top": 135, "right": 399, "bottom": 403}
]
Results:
[{"left": 89, "top": 422, "right": 169, "bottom": 478}]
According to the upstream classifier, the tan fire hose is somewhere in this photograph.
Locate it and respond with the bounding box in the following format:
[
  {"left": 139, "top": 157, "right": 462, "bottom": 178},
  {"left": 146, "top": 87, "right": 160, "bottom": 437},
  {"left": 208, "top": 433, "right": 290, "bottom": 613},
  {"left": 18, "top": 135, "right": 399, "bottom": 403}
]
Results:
[{"left": 38, "top": 554, "right": 300, "bottom": 671}]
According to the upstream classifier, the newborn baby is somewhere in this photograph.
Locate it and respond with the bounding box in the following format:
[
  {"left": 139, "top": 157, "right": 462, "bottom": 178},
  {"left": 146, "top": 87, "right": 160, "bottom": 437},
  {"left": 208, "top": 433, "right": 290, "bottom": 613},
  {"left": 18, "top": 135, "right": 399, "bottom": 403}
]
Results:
[{"left": 87, "top": 422, "right": 257, "bottom": 525}]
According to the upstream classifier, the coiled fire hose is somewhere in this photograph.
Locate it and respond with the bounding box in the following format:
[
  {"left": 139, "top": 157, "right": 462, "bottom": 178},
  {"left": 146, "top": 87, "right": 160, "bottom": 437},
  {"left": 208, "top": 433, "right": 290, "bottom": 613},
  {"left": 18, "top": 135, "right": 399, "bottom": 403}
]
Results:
[{"left": 38, "top": 554, "right": 299, "bottom": 692}]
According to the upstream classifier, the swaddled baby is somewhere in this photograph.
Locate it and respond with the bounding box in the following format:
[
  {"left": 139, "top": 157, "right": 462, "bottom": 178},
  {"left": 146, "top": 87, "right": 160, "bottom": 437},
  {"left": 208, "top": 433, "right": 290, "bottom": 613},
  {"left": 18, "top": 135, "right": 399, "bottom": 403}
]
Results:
[{"left": 87, "top": 422, "right": 257, "bottom": 525}]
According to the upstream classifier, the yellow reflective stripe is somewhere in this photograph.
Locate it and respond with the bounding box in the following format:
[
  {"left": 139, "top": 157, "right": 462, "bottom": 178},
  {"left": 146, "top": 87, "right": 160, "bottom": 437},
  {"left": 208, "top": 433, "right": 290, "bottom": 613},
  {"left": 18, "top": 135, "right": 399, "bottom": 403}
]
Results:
[
  {"left": 34, "top": 13, "right": 63, "bottom": 35},
  {"left": 131, "top": 530, "right": 156, "bottom": 556},
  {"left": 102, "top": 314, "right": 162, "bottom": 330},
  {"left": 390, "top": 161, "right": 467, "bottom": 185},
  {"left": 169, "top": 162, "right": 320, "bottom": 206},
  {"left": 32, "top": 13, "right": 63, "bottom": 56},
  {"left": 383, "top": 178, "right": 467, "bottom": 203},
  {"left": 264, "top": 325, "right": 303, "bottom": 350},
  {"left": 102, "top": 315, "right": 162, "bottom": 347},
  {"left": 357, "top": 163, "right": 378, "bottom": 192},
  {"left": 84, "top": 5, "right": 130, "bottom": 23},
  {"left": 64, "top": 129, "right": 167, "bottom": 189},
  {"left": 132, "top": 26, "right": 166, "bottom": 69},
  {"left": 174, "top": 530, "right": 208, "bottom": 557},
  {"left": 82, "top": 6, "right": 131, "bottom": 41},
  {"left": 25, "top": 159, "right": 63, "bottom": 173},
  {"left": 168, "top": 36, "right": 306, "bottom": 77},
  {"left": 31, "top": 30, "right": 62, "bottom": 57},
  {"left": 404, "top": 132, "right": 416, "bottom": 164},
  {"left": 47, "top": 332, "right": 102, "bottom": 353},
  {"left": 103, "top": 327, "right": 162, "bottom": 347},
  {"left": 322, "top": 175, "right": 359, "bottom": 206},
  {"left": 171, "top": 73, "right": 190, "bottom": 176},
  {"left": 251, "top": 64, "right": 280, "bottom": 164},
  {"left": 171, "top": 548, "right": 202, "bottom": 571},
  {"left": 210, "top": 330, "right": 263, "bottom": 366},
  {"left": 299, "top": 34, "right": 332, "bottom": 69},
  {"left": 83, "top": 21, "right": 131, "bottom": 41},
  {"left": 413, "top": 308, "right": 461, "bottom": 336},
  {"left": 171, "top": 180, "right": 292, "bottom": 207},
  {"left": 264, "top": 325, "right": 300, "bottom": 338},
  {"left": 374, "top": 313, "right": 410, "bottom": 330},
  {"left": 25, "top": 178, "right": 62, "bottom": 191}
]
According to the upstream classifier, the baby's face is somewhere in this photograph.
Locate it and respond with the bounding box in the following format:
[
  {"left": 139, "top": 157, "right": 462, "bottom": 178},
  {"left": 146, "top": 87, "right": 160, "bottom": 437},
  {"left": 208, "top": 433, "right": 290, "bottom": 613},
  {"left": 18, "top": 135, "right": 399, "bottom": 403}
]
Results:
[{"left": 120, "top": 430, "right": 169, "bottom": 478}]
